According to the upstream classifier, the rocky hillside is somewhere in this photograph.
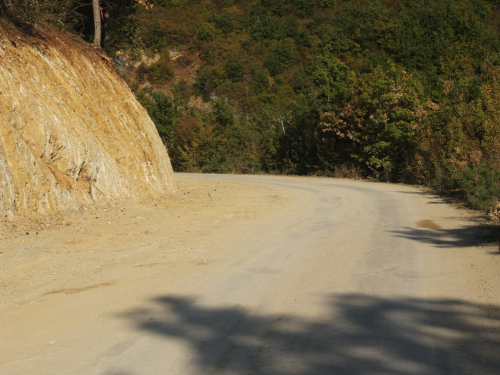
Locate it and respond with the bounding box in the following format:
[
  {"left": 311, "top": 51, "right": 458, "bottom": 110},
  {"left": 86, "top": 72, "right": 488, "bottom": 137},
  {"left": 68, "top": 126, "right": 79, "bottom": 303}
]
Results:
[{"left": 0, "top": 25, "right": 175, "bottom": 218}]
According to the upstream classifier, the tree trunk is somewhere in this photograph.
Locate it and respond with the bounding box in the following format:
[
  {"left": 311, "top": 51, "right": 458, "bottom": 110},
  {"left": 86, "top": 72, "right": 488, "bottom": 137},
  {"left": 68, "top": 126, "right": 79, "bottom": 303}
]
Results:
[
  {"left": 102, "top": 1, "right": 110, "bottom": 54},
  {"left": 92, "top": 0, "right": 101, "bottom": 47}
]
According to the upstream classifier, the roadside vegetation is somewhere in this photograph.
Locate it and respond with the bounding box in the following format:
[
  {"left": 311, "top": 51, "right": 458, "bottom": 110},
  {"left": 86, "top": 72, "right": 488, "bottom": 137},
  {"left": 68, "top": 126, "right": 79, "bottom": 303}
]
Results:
[{"left": 2, "top": 0, "right": 500, "bottom": 215}]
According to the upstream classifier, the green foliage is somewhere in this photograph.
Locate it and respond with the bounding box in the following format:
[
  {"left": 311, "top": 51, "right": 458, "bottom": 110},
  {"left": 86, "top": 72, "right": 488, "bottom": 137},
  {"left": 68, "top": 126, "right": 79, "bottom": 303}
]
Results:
[
  {"left": 208, "top": 11, "right": 240, "bottom": 34},
  {"left": 145, "top": 54, "right": 174, "bottom": 84},
  {"left": 251, "top": 12, "right": 279, "bottom": 41},
  {"left": 273, "top": 42, "right": 294, "bottom": 66},
  {"left": 312, "top": 53, "right": 350, "bottom": 108},
  {"left": 146, "top": 0, "right": 190, "bottom": 8},
  {"left": 113, "top": 17, "right": 144, "bottom": 59},
  {"left": 253, "top": 70, "right": 270, "bottom": 93},
  {"left": 213, "top": 99, "right": 235, "bottom": 127},
  {"left": 455, "top": 161, "right": 500, "bottom": 210},
  {"left": 293, "top": 0, "right": 315, "bottom": 18},
  {"left": 478, "top": 65, "right": 500, "bottom": 170},
  {"left": 291, "top": 69, "right": 310, "bottom": 93},
  {"left": 282, "top": 15, "right": 299, "bottom": 39},
  {"left": 225, "top": 55, "right": 244, "bottom": 82},
  {"left": 197, "top": 23, "right": 216, "bottom": 42},
  {"left": 194, "top": 66, "right": 224, "bottom": 101},
  {"left": 264, "top": 54, "right": 284, "bottom": 76},
  {"left": 144, "top": 23, "right": 166, "bottom": 51},
  {"left": 259, "top": 0, "right": 290, "bottom": 17},
  {"left": 135, "top": 88, "right": 179, "bottom": 148}
]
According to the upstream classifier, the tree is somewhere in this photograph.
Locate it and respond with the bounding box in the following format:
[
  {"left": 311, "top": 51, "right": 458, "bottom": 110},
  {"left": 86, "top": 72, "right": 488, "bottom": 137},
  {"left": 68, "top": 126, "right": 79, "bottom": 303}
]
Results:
[
  {"left": 92, "top": 0, "right": 101, "bottom": 47},
  {"left": 225, "top": 56, "right": 244, "bottom": 83},
  {"left": 102, "top": 1, "right": 110, "bottom": 53}
]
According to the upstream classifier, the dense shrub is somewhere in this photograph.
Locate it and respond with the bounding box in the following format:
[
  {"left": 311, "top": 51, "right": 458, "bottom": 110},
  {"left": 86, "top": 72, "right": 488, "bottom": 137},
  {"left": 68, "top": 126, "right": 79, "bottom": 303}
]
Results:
[{"left": 455, "top": 161, "right": 500, "bottom": 210}]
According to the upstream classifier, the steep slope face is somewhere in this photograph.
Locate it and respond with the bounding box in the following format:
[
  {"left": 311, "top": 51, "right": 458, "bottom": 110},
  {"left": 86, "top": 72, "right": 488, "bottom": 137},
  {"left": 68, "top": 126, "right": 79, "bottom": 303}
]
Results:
[{"left": 0, "top": 25, "right": 175, "bottom": 218}]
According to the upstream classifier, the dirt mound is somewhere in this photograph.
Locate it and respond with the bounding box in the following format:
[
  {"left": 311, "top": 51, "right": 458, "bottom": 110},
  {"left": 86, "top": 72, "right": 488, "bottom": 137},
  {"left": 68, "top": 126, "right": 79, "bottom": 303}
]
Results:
[{"left": 0, "top": 25, "right": 174, "bottom": 218}]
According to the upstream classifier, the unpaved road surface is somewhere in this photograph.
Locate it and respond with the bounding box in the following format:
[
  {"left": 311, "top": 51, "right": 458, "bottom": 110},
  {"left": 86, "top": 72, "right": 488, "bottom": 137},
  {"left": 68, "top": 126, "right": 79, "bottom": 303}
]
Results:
[{"left": 1, "top": 174, "right": 499, "bottom": 374}]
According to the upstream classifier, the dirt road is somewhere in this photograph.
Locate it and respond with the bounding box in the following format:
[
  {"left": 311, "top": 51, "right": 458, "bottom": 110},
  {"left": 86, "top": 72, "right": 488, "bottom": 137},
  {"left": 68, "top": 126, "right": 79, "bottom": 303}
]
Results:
[{"left": 1, "top": 174, "right": 499, "bottom": 374}]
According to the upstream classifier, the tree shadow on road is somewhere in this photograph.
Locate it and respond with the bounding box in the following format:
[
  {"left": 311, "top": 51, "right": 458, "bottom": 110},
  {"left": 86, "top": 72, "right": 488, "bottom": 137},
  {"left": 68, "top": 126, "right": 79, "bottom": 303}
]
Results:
[
  {"left": 395, "top": 189, "right": 461, "bottom": 206},
  {"left": 120, "top": 294, "right": 500, "bottom": 374},
  {"left": 392, "top": 189, "right": 500, "bottom": 251},
  {"left": 392, "top": 224, "right": 499, "bottom": 250}
]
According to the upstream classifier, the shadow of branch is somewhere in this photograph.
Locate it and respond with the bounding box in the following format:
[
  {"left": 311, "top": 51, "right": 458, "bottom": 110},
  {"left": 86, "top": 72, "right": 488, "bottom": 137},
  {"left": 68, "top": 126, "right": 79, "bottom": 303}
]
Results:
[
  {"left": 392, "top": 224, "right": 499, "bottom": 250},
  {"left": 119, "top": 294, "right": 500, "bottom": 374}
]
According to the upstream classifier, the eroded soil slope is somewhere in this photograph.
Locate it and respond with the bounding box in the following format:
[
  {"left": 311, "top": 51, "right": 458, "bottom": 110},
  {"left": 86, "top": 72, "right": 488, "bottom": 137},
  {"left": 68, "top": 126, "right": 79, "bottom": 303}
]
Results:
[{"left": 0, "top": 24, "right": 174, "bottom": 218}]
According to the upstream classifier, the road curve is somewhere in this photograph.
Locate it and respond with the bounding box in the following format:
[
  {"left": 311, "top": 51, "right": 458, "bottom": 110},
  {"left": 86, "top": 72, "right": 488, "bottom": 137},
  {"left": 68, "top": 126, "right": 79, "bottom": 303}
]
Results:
[{"left": 95, "top": 174, "right": 499, "bottom": 375}]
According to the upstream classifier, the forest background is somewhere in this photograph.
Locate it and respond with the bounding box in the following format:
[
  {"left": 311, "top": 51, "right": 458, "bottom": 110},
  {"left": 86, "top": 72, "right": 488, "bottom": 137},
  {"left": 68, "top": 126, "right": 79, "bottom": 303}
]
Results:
[{"left": 2, "top": 0, "right": 500, "bottom": 214}]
